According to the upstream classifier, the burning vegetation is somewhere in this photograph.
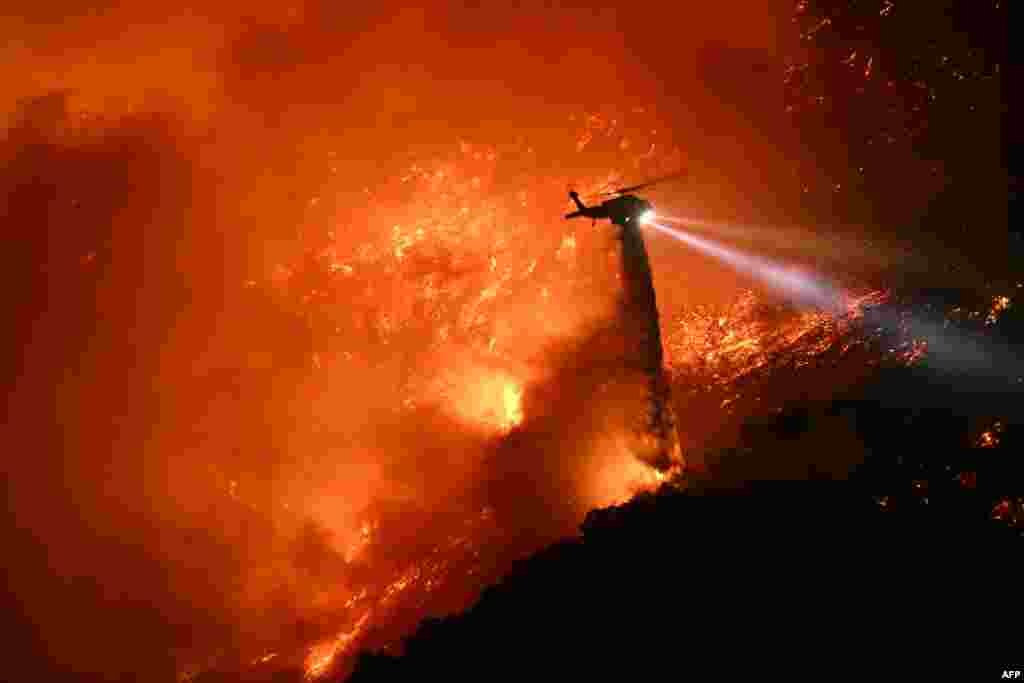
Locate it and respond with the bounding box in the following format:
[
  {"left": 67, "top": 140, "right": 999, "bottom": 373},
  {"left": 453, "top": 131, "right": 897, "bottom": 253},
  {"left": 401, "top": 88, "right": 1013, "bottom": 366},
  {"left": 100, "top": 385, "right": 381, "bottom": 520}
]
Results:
[
  {"left": 186, "top": 119, "right": 1017, "bottom": 678},
  {"left": 164, "top": 112, "right": 703, "bottom": 680},
  {"left": 2, "top": 2, "right": 1012, "bottom": 681},
  {"left": 5, "top": 97, "right": 1015, "bottom": 682}
]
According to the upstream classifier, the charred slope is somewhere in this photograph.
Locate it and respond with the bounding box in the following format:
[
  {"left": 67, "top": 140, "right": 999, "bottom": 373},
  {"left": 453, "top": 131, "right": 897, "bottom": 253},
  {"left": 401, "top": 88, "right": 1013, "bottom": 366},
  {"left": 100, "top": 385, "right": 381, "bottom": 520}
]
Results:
[
  {"left": 349, "top": 478, "right": 1019, "bottom": 681},
  {"left": 347, "top": 342, "right": 1023, "bottom": 681}
]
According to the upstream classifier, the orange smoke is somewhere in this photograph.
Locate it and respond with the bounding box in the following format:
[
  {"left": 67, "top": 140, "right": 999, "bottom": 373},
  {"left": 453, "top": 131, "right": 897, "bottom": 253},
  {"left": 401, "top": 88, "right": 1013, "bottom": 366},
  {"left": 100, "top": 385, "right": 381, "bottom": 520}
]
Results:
[
  {"left": 0, "top": 5, "right": 841, "bottom": 681},
  {"left": 443, "top": 370, "right": 525, "bottom": 434},
  {"left": 168, "top": 109, "right": 707, "bottom": 679}
]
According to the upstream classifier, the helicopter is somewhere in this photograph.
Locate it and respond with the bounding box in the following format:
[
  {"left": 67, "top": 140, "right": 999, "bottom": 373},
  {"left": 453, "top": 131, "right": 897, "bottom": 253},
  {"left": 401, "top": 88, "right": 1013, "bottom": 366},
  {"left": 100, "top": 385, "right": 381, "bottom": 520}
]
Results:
[{"left": 564, "top": 171, "right": 687, "bottom": 227}]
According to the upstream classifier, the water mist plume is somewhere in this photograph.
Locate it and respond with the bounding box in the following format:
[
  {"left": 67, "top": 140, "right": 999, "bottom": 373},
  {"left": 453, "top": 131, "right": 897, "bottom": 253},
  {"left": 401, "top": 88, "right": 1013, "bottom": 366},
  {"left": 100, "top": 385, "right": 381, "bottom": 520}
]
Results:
[{"left": 614, "top": 220, "right": 684, "bottom": 474}]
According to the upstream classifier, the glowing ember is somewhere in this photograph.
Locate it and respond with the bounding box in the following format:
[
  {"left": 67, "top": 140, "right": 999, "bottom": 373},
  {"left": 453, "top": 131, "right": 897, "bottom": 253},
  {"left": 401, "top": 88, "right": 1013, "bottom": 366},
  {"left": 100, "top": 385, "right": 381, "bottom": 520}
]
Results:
[
  {"left": 990, "top": 498, "right": 1023, "bottom": 529},
  {"left": 183, "top": 109, "right": 949, "bottom": 682},
  {"left": 663, "top": 288, "right": 891, "bottom": 387},
  {"left": 345, "top": 521, "right": 375, "bottom": 563},
  {"left": 976, "top": 421, "right": 1003, "bottom": 449},
  {"left": 435, "top": 367, "right": 527, "bottom": 434},
  {"left": 986, "top": 295, "right": 1011, "bottom": 326},
  {"left": 305, "top": 613, "right": 371, "bottom": 680},
  {"left": 501, "top": 381, "right": 524, "bottom": 432}
]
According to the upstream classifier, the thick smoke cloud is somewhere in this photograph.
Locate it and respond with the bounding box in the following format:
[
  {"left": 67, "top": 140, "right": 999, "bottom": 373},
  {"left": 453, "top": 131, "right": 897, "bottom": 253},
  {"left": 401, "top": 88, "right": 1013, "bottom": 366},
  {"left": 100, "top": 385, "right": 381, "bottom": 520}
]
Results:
[
  {"left": 2, "top": 94, "right": 233, "bottom": 678},
  {"left": 5, "top": 2, "right": 988, "bottom": 680}
]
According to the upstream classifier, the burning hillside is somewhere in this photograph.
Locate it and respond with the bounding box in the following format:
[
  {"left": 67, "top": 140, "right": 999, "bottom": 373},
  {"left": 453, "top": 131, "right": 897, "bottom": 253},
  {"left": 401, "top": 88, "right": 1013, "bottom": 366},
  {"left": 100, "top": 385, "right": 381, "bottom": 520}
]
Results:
[
  {"left": 2, "top": 2, "right": 1009, "bottom": 681},
  {"left": 173, "top": 111, "right": 695, "bottom": 681},
  {"left": 180, "top": 119, "right": 1017, "bottom": 679},
  {"left": 332, "top": 279, "right": 1021, "bottom": 683}
]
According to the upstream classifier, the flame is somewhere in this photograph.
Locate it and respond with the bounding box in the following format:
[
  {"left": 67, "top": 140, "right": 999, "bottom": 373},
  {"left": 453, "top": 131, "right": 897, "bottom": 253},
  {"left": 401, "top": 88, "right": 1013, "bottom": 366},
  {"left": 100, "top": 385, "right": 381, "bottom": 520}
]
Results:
[
  {"left": 991, "top": 497, "right": 1023, "bottom": 528},
  {"left": 986, "top": 295, "right": 1011, "bottom": 326},
  {"left": 435, "top": 366, "right": 527, "bottom": 434},
  {"left": 501, "top": 381, "right": 524, "bottom": 432},
  {"left": 664, "top": 289, "right": 891, "bottom": 386},
  {"left": 305, "top": 612, "right": 371, "bottom": 680},
  {"left": 185, "top": 113, "right": 948, "bottom": 681},
  {"left": 976, "top": 420, "right": 1003, "bottom": 448},
  {"left": 345, "top": 521, "right": 375, "bottom": 563},
  {"left": 580, "top": 434, "right": 680, "bottom": 510}
]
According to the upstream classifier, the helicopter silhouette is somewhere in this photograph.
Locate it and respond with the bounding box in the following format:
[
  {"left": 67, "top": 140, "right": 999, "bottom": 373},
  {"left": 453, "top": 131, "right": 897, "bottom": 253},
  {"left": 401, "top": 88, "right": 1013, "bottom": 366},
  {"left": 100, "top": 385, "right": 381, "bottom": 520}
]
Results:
[{"left": 564, "top": 171, "right": 687, "bottom": 227}]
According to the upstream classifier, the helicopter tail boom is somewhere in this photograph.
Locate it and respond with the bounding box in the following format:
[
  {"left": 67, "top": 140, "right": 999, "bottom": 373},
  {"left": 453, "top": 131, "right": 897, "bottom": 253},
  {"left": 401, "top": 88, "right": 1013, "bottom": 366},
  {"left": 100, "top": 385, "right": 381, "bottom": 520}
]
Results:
[{"left": 568, "top": 191, "right": 587, "bottom": 212}]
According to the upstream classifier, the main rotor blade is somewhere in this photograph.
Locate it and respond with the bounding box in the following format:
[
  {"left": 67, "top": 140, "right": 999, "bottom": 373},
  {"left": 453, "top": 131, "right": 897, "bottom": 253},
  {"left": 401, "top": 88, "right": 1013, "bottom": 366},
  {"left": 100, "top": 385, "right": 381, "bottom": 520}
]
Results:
[
  {"left": 609, "top": 169, "right": 689, "bottom": 195},
  {"left": 579, "top": 183, "right": 619, "bottom": 201}
]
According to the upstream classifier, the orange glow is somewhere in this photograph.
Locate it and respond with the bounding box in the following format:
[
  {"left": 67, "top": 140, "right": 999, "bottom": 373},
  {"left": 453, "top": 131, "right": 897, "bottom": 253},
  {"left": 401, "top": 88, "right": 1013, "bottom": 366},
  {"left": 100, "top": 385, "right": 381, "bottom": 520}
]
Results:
[
  {"left": 344, "top": 521, "right": 375, "bottom": 564},
  {"left": 305, "top": 613, "right": 371, "bottom": 680},
  {"left": 986, "top": 295, "right": 1011, "bottom": 326},
  {"left": 664, "top": 289, "right": 892, "bottom": 386},
  {"left": 580, "top": 434, "right": 681, "bottom": 510},
  {"left": 502, "top": 381, "right": 525, "bottom": 432},
  {"left": 990, "top": 497, "right": 1023, "bottom": 529},
  {"left": 8, "top": 4, "right": 989, "bottom": 682},
  {"left": 436, "top": 365, "right": 527, "bottom": 435},
  {"left": 225, "top": 116, "right": 706, "bottom": 678},
  {"left": 5, "top": 41, "right": 937, "bottom": 681},
  {"left": 207, "top": 128, "right": 909, "bottom": 677},
  {"left": 976, "top": 421, "right": 1003, "bottom": 448}
]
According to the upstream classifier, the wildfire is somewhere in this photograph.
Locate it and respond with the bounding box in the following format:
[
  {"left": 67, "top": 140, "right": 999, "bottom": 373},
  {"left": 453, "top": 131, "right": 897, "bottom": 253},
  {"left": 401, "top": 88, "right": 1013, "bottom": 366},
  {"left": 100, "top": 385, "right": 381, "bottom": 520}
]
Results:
[
  {"left": 300, "top": 513, "right": 497, "bottom": 680},
  {"left": 305, "top": 612, "right": 371, "bottom": 680},
  {"left": 435, "top": 366, "right": 527, "bottom": 434},
  {"left": 663, "top": 288, "right": 893, "bottom": 387},
  {"left": 976, "top": 420, "right": 1003, "bottom": 449},
  {"left": 345, "top": 521, "right": 375, "bottom": 563},
  {"left": 188, "top": 112, "right": 959, "bottom": 682},
  {"left": 501, "top": 381, "right": 524, "bottom": 432},
  {"left": 991, "top": 497, "right": 1024, "bottom": 529},
  {"left": 986, "top": 295, "right": 1011, "bottom": 326},
  {"left": 582, "top": 435, "right": 681, "bottom": 509}
]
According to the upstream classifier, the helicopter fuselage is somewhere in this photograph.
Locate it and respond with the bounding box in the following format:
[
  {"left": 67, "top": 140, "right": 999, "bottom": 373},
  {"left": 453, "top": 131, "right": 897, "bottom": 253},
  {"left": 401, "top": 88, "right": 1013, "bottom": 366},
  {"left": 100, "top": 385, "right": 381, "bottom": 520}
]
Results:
[
  {"left": 603, "top": 194, "right": 653, "bottom": 226},
  {"left": 565, "top": 193, "right": 653, "bottom": 226}
]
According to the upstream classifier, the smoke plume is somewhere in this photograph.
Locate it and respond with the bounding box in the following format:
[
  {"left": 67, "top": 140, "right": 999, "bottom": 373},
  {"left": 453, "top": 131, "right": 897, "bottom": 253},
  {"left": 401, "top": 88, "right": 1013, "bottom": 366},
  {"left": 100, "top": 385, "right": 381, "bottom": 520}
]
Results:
[{"left": 8, "top": 2, "right": 1000, "bottom": 680}]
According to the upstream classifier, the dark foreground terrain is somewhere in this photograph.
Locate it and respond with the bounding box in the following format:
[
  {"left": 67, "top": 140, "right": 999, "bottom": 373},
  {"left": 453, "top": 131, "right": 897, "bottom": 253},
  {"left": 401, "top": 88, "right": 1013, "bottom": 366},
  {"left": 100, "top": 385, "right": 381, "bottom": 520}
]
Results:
[
  {"left": 344, "top": 294, "right": 1023, "bottom": 682},
  {"left": 5, "top": 285, "right": 1020, "bottom": 683},
  {"left": 346, "top": 469, "right": 1020, "bottom": 681}
]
